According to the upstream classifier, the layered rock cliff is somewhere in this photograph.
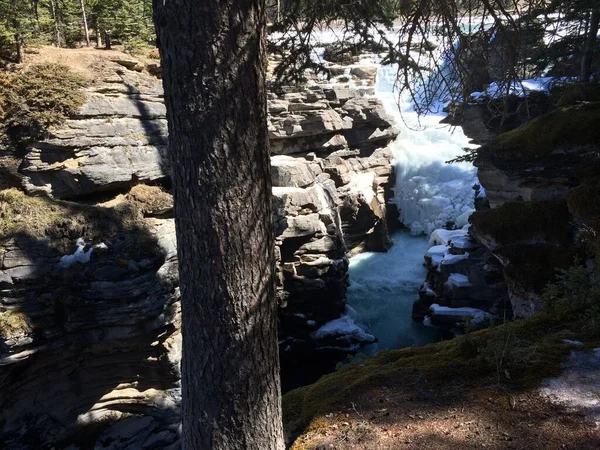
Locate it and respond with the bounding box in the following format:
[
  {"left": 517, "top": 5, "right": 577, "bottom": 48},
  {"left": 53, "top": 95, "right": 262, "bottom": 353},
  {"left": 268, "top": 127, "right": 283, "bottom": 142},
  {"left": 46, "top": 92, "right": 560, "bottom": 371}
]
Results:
[
  {"left": 450, "top": 99, "right": 600, "bottom": 319},
  {"left": 0, "top": 187, "right": 181, "bottom": 449},
  {"left": 0, "top": 56, "right": 397, "bottom": 447}
]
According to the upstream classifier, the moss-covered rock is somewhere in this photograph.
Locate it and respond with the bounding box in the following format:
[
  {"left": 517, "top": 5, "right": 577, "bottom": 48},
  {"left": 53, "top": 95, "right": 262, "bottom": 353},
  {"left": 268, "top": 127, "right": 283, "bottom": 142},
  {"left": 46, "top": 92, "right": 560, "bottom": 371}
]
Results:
[
  {"left": 567, "top": 177, "right": 600, "bottom": 220},
  {"left": 0, "top": 188, "right": 156, "bottom": 256},
  {"left": 469, "top": 200, "right": 571, "bottom": 248},
  {"left": 556, "top": 83, "right": 600, "bottom": 107},
  {"left": 491, "top": 102, "right": 600, "bottom": 157},
  {"left": 283, "top": 312, "right": 591, "bottom": 439}
]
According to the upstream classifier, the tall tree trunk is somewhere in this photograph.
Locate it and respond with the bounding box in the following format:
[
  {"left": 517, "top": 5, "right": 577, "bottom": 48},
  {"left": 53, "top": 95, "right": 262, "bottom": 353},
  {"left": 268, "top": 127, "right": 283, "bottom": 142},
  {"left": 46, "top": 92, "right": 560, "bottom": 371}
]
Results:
[
  {"left": 581, "top": 10, "right": 600, "bottom": 82},
  {"left": 153, "top": 1, "right": 284, "bottom": 449},
  {"left": 15, "top": 32, "right": 24, "bottom": 63},
  {"left": 80, "top": 0, "right": 90, "bottom": 46},
  {"left": 95, "top": 17, "right": 102, "bottom": 48},
  {"left": 50, "top": 0, "right": 61, "bottom": 48}
]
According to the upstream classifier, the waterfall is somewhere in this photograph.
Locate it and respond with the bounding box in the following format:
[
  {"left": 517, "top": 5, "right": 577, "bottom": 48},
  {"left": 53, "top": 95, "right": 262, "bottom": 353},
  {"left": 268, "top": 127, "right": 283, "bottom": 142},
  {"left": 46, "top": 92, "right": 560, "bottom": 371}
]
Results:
[
  {"left": 375, "top": 64, "right": 478, "bottom": 236},
  {"left": 345, "top": 63, "right": 479, "bottom": 353}
]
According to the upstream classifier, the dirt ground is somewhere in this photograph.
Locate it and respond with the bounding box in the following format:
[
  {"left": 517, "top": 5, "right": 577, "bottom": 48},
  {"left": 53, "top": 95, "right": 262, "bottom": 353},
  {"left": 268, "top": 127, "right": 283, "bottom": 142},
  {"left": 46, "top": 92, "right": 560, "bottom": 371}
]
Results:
[
  {"left": 290, "top": 386, "right": 600, "bottom": 450},
  {"left": 18, "top": 45, "right": 156, "bottom": 80}
]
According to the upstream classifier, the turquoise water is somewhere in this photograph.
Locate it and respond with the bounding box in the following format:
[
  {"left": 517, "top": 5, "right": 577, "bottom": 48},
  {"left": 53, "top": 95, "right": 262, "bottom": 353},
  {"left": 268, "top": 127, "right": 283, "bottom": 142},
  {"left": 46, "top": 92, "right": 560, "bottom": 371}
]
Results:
[{"left": 347, "top": 232, "right": 442, "bottom": 353}]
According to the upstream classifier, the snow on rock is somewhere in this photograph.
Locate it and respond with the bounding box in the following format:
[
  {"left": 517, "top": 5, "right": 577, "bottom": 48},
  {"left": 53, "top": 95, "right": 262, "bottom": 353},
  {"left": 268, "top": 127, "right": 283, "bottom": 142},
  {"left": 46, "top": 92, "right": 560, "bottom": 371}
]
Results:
[
  {"left": 450, "top": 234, "right": 478, "bottom": 250},
  {"left": 441, "top": 252, "right": 469, "bottom": 266},
  {"left": 58, "top": 238, "right": 93, "bottom": 269},
  {"left": 446, "top": 273, "right": 472, "bottom": 288},
  {"left": 428, "top": 303, "right": 492, "bottom": 326},
  {"left": 428, "top": 227, "right": 470, "bottom": 248},
  {"left": 470, "top": 77, "right": 566, "bottom": 101},
  {"left": 311, "top": 314, "right": 376, "bottom": 344},
  {"left": 540, "top": 348, "right": 600, "bottom": 427},
  {"left": 348, "top": 171, "right": 376, "bottom": 204},
  {"left": 425, "top": 244, "right": 447, "bottom": 267}
]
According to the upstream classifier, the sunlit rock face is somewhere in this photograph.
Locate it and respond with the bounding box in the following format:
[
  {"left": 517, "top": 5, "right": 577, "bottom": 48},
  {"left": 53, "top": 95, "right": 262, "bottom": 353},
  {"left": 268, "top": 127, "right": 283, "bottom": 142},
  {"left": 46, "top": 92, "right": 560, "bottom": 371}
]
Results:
[
  {"left": 20, "top": 67, "right": 170, "bottom": 199},
  {"left": 267, "top": 82, "right": 399, "bottom": 389}
]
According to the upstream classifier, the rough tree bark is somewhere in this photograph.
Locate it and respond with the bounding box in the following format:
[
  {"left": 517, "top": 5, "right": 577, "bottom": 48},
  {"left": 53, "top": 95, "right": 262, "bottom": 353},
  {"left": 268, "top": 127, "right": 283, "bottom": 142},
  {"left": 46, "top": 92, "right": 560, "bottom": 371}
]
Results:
[
  {"left": 581, "top": 10, "right": 599, "bottom": 82},
  {"left": 95, "top": 17, "right": 102, "bottom": 48},
  {"left": 79, "top": 0, "right": 90, "bottom": 46},
  {"left": 153, "top": 1, "right": 285, "bottom": 449},
  {"left": 50, "top": 0, "right": 61, "bottom": 48},
  {"left": 15, "top": 31, "right": 24, "bottom": 63}
]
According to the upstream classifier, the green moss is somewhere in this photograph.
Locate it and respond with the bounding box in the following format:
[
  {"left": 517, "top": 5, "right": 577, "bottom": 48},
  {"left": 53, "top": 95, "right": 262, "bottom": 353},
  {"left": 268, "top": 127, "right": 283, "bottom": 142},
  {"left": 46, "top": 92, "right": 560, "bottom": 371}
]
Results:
[
  {"left": 283, "top": 313, "right": 590, "bottom": 437},
  {"left": 470, "top": 200, "right": 571, "bottom": 247},
  {"left": 556, "top": 83, "right": 600, "bottom": 107},
  {"left": 491, "top": 102, "right": 600, "bottom": 157},
  {"left": 568, "top": 177, "right": 600, "bottom": 220},
  {"left": 0, "top": 189, "right": 66, "bottom": 239},
  {"left": 0, "top": 310, "right": 32, "bottom": 339}
]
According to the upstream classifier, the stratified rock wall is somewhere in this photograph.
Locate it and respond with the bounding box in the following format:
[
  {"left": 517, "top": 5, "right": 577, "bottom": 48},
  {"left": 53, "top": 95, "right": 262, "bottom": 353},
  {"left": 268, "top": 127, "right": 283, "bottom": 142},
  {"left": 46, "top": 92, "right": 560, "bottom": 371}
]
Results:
[
  {"left": 0, "top": 189, "right": 181, "bottom": 449},
  {"left": 20, "top": 68, "right": 169, "bottom": 199},
  {"left": 1, "top": 59, "right": 398, "bottom": 448}
]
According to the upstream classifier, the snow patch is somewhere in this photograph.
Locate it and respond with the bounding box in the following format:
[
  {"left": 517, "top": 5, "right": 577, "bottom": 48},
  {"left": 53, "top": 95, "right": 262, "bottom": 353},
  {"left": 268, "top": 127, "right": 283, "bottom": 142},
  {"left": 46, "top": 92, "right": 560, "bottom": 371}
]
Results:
[
  {"left": 58, "top": 238, "right": 93, "bottom": 269},
  {"left": 348, "top": 171, "right": 375, "bottom": 204},
  {"left": 540, "top": 348, "right": 600, "bottom": 427},
  {"left": 446, "top": 273, "right": 472, "bottom": 288},
  {"left": 428, "top": 228, "right": 470, "bottom": 248},
  {"left": 429, "top": 303, "right": 492, "bottom": 325},
  {"left": 441, "top": 252, "right": 469, "bottom": 266},
  {"left": 311, "top": 314, "right": 376, "bottom": 343},
  {"left": 471, "top": 77, "right": 566, "bottom": 101}
]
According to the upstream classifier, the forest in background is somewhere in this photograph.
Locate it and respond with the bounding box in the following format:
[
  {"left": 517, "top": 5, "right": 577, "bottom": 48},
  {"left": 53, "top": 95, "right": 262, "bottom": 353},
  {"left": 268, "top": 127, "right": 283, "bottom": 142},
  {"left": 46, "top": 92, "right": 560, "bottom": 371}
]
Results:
[{"left": 2, "top": 1, "right": 598, "bottom": 114}]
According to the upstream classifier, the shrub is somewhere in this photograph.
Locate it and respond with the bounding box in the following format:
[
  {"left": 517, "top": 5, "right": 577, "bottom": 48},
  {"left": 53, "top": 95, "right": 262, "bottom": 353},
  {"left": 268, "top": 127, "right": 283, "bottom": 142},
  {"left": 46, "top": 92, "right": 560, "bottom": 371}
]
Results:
[
  {"left": 123, "top": 37, "right": 153, "bottom": 56},
  {"left": 542, "top": 260, "right": 600, "bottom": 334},
  {"left": 0, "top": 64, "right": 87, "bottom": 146}
]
